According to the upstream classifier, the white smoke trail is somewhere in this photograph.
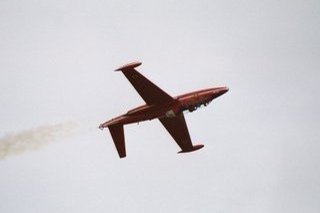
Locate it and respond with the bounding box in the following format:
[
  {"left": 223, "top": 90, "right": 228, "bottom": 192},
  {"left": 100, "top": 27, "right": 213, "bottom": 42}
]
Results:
[{"left": 0, "top": 122, "right": 78, "bottom": 159}]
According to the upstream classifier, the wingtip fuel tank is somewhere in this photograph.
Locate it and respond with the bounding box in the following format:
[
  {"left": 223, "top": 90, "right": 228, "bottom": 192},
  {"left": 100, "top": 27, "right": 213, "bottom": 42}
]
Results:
[
  {"left": 178, "top": 144, "right": 205, "bottom": 154},
  {"left": 115, "top": 61, "right": 142, "bottom": 71}
]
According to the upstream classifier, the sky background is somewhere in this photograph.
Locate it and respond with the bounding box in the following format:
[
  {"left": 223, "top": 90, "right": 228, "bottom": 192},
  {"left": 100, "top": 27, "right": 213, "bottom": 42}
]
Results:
[{"left": 1, "top": 0, "right": 320, "bottom": 212}]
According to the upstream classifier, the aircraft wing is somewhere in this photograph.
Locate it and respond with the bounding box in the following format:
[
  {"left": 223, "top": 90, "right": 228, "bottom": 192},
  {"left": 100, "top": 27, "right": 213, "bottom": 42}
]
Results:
[
  {"left": 115, "top": 62, "right": 173, "bottom": 105},
  {"left": 159, "top": 114, "right": 195, "bottom": 152}
]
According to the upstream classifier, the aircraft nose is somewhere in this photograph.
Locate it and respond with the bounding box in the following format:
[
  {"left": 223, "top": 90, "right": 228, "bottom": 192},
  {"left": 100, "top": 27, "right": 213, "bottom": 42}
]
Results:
[
  {"left": 220, "top": 87, "right": 229, "bottom": 95},
  {"left": 213, "top": 87, "right": 229, "bottom": 98}
]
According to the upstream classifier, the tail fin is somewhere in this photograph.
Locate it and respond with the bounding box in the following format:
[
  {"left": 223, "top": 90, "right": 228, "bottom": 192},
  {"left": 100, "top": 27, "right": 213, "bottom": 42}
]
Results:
[{"left": 108, "top": 125, "right": 126, "bottom": 158}]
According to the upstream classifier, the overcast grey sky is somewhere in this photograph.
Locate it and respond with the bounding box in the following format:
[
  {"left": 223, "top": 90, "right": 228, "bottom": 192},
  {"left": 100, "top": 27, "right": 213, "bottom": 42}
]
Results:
[{"left": 1, "top": 0, "right": 320, "bottom": 212}]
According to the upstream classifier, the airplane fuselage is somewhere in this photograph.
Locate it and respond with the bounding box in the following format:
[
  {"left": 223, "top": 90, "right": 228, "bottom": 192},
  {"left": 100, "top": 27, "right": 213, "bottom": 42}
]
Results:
[
  {"left": 100, "top": 86, "right": 228, "bottom": 128},
  {"left": 99, "top": 61, "right": 229, "bottom": 158}
]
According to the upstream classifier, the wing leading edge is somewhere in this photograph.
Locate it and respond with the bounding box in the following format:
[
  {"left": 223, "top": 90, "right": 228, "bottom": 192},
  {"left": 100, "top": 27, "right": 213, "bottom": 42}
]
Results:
[{"left": 115, "top": 62, "right": 173, "bottom": 105}]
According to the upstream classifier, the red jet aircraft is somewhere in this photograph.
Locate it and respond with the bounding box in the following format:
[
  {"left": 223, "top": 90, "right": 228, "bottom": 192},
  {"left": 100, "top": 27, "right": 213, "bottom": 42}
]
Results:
[{"left": 99, "top": 62, "right": 228, "bottom": 158}]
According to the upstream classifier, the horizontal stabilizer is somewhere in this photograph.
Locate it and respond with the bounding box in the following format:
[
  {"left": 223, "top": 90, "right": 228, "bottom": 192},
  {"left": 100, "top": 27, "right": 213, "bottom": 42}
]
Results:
[
  {"left": 108, "top": 125, "right": 126, "bottom": 158},
  {"left": 178, "top": 144, "right": 204, "bottom": 154}
]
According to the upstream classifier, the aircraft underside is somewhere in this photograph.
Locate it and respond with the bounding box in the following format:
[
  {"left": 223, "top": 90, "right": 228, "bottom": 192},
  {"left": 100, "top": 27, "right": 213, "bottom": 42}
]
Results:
[{"left": 99, "top": 62, "right": 228, "bottom": 158}]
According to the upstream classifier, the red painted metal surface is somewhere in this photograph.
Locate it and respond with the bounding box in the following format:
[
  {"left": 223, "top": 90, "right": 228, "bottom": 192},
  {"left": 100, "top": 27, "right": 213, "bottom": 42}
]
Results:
[{"left": 99, "top": 62, "right": 228, "bottom": 158}]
